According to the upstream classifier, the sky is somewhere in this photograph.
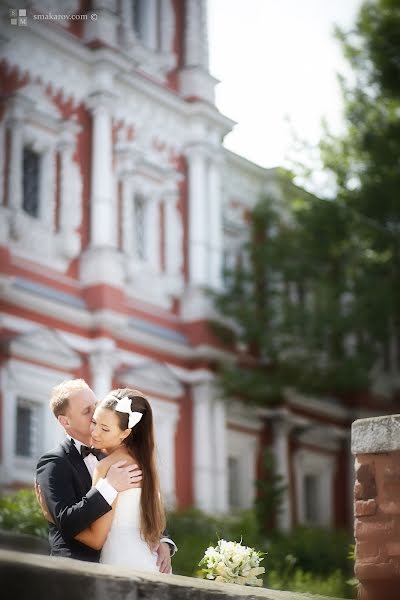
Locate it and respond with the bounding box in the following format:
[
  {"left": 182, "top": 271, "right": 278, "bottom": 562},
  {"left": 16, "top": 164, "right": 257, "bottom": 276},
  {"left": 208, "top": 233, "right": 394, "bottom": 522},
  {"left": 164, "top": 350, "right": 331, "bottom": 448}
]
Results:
[{"left": 207, "top": 0, "right": 364, "bottom": 170}]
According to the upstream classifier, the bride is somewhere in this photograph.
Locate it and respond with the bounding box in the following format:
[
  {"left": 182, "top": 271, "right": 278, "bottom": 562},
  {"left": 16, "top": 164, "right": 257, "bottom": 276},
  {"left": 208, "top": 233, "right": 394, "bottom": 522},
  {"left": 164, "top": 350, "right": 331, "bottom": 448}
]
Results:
[{"left": 74, "top": 388, "right": 171, "bottom": 573}]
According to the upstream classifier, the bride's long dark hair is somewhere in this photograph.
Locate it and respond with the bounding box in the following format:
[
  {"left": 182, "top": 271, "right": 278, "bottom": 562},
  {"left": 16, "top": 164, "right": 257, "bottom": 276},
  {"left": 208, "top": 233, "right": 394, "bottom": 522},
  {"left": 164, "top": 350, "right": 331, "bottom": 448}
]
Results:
[{"left": 101, "top": 388, "right": 166, "bottom": 548}]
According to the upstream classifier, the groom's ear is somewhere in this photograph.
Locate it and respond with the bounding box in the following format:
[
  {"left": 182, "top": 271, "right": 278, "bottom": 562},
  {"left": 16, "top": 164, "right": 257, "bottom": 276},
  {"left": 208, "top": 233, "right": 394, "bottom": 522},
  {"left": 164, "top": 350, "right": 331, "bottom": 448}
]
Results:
[{"left": 58, "top": 414, "right": 69, "bottom": 428}]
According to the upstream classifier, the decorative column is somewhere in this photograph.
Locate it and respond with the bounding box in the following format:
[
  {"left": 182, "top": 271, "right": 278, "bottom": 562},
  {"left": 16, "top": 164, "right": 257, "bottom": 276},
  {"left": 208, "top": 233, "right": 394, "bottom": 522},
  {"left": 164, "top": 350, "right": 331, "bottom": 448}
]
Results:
[
  {"left": 121, "top": 177, "right": 134, "bottom": 256},
  {"left": 160, "top": 0, "right": 174, "bottom": 54},
  {"left": 272, "top": 417, "right": 293, "bottom": 530},
  {"left": 208, "top": 158, "right": 223, "bottom": 289},
  {"left": 40, "top": 147, "right": 56, "bottom": 230},
  {"left": 89, "top": 338, "right": 118, "bottom": 400},
  {"left": 180, "top": 0, "right": 216, "bottom": 102},
  {"left": 192, "top": 380, "right": 215, "bottom": 511},
  {"left": 0, "top": 119, "right": 5, "bottom": 206},
  {"left": 58, "top": 122, "right": 82, "bottom": 259},
  {"left": 164, "top": 192, "right": 183, "bottom": 288},
  {"left": 144, "top": 0, "right": 157, "bottom": 51},
  {"left": 213, "top": 398, "right": 228, "bottom": 513},
  {"left": 153, "top": 404, "right": 180, "bottom": 509},
  {"left": 0, "top": 366, "right": 15, "bottom": 484},
  {"left": 120, "top": 0, "right": 136, "bottom": 48},
  {"left": 352, "top": 415, "right": 400, "bottom": 600},
  {"left": 84, "top": 0, "right": 119, "bottom": 47},
  {"left": 186, "top": 147, "right": 208, "bottom": 286},
  {"left": 184, "top": 0, "right": 208, "bottom": 68},
  {"left": 7, "top": 109, "right": 24, "bottom": 211},
  {"left": 147, "top": 194, "right": 160, "bottom": 272},
  {"left": 88, "top": 92, "right": 115, "bottom": 248}
]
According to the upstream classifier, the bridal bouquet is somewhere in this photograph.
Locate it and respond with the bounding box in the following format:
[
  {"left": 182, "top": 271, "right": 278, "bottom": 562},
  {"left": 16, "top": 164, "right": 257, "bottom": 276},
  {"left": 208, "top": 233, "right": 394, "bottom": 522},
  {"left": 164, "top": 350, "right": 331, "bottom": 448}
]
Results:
[{"left": 198, "top": 539, "right": 266, "bottom": 587}]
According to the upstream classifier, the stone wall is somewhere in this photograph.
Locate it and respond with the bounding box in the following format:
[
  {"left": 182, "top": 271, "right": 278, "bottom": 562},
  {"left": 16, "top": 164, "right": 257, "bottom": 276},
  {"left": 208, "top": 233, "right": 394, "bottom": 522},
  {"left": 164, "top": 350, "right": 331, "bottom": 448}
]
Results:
[
  {"left": 0, "top": 547, "right": 344, "bottom": 600},
  {"left": 352, "top": 414, "right": 400, "bottom": 600}
]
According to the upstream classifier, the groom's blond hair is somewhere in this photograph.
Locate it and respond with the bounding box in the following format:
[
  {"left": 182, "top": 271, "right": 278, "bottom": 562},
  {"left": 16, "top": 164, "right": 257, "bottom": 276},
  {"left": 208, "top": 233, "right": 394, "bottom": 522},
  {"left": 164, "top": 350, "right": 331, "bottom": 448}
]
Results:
[{"left": 50, "top": 379, "right": 90, "bottom": 418}]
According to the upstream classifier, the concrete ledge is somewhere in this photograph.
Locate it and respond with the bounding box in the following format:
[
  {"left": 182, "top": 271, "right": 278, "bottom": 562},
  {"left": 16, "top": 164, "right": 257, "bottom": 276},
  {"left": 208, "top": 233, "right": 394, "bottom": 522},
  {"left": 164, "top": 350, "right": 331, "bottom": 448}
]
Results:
[
  {"left": 351, "top": 414, "right": 400, "bottom": 454},
  {"left": 0, "top": 548, "right": 346, "bottom": 600},
  {"left": 0, "top": 529, "right": 49, "bottom": 555}
]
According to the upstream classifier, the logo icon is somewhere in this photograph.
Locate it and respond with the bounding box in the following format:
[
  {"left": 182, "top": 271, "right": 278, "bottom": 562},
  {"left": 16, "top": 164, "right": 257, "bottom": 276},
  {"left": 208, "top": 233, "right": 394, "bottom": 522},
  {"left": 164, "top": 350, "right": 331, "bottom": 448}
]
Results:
[{"left": 9, "top": 8, "right": 27, "bottom": 26}]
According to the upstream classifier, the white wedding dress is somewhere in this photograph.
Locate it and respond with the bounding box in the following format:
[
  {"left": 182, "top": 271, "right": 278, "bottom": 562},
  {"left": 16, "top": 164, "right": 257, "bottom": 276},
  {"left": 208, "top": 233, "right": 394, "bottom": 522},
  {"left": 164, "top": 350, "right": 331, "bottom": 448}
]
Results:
[{"left": 100, "top": 488, "right": 159, "bottom": 573}]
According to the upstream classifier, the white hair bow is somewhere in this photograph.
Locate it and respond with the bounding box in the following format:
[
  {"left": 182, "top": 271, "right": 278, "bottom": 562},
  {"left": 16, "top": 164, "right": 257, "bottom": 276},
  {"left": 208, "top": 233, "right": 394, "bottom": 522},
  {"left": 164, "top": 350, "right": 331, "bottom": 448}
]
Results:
[{"left": 115, "top": 396, "right": 143, "bottom": 429}]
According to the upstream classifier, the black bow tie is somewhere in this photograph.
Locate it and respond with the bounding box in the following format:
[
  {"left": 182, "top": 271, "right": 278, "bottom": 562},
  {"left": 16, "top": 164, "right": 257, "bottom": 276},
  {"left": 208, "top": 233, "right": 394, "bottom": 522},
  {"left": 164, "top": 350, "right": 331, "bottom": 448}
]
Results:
[{"left": 80, "top": 445, "right": 102, "bottom": 460}]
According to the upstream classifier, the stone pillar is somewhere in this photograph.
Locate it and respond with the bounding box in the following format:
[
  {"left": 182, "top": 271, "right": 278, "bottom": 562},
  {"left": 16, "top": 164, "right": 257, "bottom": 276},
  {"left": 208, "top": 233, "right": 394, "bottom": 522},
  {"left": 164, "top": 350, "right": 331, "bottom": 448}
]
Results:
[
  {"left": 192, "top": 380, "right": 215, "bottom": 511},
  {"left": 7, "top": 114, "right": 23, "bottom": 211},
  {"left": 160, "top": 0, "right": 174, "bottom": 54},
  {"left": 88, "top": 92, "right": 115, "bottom": 248},
  {"left": 144, "top": 0, "right": 157, "bottom": 51},
  {"left": 208, "top": 159, "right": 223, "bottom": 289},
  {"left": 85, "top": 0, "right": 119, "bottom": 46},
  {"left": 186, "top": 148, "right": 208, "bottom": 286},
  {"left": 213, "top": 398, "right": 228, "bottom": 513},
  {"left": 352, "top": 414, "right": 400, "bottom": 600},
  {"left": 120, "top": 0, "right": 136, "bottom": 48},
  {"left": 184, "top": 0, "right": 208, "bottom": 68},
  {"left": 273, "top": 418, "right": 292, "bottom": 531},
  {"left": 0, "top": 119, "right": 6, "bottom": 206},
  {"left": 89, "top": 339, "right": 118, "bottom": 400},
  {"left": 164, "top": 192, "right": 183, "bottom": 282},
  {"left": 121, "top": 177, "right": 134, "bottom": 255},
  {"left": 40, "top": 147, "right": 56, "bottom": 229},
  {"left": 147, "top": 195, "right": 160, "bottom": 272}
]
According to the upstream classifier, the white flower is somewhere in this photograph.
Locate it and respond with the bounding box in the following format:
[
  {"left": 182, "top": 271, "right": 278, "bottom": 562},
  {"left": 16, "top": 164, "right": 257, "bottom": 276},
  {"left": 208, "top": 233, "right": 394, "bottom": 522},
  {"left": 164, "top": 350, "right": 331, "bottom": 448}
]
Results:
[{"left": 198, "top": 539, "right": 266, "bottom": 587}]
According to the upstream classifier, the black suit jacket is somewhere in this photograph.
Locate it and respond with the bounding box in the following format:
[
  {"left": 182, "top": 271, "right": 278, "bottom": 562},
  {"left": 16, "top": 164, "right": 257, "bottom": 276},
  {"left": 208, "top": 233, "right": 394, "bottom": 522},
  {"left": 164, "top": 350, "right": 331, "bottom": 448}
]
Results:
[{"left": 36, "top": 438, "right": 111, "bottom": 561}]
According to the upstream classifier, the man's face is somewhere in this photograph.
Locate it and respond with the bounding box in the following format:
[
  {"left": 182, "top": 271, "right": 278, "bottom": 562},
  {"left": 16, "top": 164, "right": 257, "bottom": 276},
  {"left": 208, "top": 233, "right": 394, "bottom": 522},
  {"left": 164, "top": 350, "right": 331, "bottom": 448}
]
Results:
[{"left": 60, "top": 388, "right": 97, "bottom": 443}]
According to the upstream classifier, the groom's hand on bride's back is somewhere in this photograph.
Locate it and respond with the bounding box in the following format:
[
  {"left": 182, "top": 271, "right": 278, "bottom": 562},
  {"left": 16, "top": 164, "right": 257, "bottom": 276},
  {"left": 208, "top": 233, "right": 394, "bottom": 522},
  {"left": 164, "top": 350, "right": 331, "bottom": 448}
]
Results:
[{"left": 106, "top": 460, "right": 143, "bottom": 492}]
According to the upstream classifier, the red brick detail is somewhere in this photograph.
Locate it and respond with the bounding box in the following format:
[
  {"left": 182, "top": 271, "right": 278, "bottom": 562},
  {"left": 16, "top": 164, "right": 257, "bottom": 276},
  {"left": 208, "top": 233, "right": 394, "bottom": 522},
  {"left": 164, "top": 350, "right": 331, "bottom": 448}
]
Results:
[
  {"left": 356, "top": 541, "right": 380, "bottom": 561},
  {"left": 380, "top": 501, "right": 400, "bottom": 515},
  {"left": 355, "top": 518, "right": 395, "bottom": 541},
  {"left": 355, "top": 561, "right": 397, "bottom": 580},
  {"left": 354, "top": 450, "right": 400, "bottom": 598},
  {"left": 386, "top": 542, "right": 400, "bottom": 557},
  {"left": 355, "top": 499, "right": 378, "bottom": 517}
]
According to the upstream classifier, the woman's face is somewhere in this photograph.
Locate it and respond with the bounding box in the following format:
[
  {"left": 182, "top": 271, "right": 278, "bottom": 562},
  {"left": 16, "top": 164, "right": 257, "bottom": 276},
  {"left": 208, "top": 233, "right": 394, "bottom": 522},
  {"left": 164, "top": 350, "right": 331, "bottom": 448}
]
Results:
[{"left": 90, "top": 406, "right": 130, "bottom": 452}]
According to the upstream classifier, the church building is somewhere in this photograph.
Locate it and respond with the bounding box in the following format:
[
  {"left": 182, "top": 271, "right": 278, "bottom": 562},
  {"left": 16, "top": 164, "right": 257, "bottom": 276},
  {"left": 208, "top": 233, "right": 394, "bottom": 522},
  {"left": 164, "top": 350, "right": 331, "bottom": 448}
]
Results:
[{"left": 0, "top": 0, "right": 384, "bottom": 531}]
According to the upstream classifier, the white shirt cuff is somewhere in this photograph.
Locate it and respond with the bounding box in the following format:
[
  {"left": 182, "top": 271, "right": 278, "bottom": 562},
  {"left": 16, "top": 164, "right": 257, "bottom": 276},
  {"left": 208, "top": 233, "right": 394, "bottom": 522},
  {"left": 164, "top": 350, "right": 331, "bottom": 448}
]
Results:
[
  {"left": 95, "top": 477, "right": 118, "bottom": 506},
  {"left": 160, "top": 537, "right": 177, "bottom": 555}
]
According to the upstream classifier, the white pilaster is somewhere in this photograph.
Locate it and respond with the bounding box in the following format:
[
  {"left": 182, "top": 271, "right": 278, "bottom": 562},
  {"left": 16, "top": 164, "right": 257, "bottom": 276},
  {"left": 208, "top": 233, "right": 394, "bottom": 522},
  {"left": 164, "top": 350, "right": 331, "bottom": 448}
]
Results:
[
  {"left": 89, "top": 339, "right": 118, "bottom": 400},
  {"left": 208, "top": 160, "right": 223, "bottom": 289},
  {"left": 121, "top": 177, "right": 134, "bottom": 255},
  {"left": 184, "top": 0, "right": 207, "bottom": 68},
  {"left": 273, "top": 418, "right": 292, "bottom": 530},
  {"left": 164, "top": 193, "right": 183, "bottom": 281},
  {"left": 120, "top": 0, "right": 136, "bottom": 48},
  {"left": 213, "top": 398, "right": 228, "bottom": 512},
  {"left": 8, "top": 118, "right": 23, "bottom": 211},
  {"left": 85, "top": 0, "right": 119, "bottom": 46},
  {"left": 145, "top": 0, "right": 158, "bottom": 51},
  {"left": 160, "top": 0, "right": 174, "bottom": 53},
  {"left": 0, "top": 119, "right": 5, "bottom": 206},
  {"left": 186, "top": 148, "right": 208, "bottom": 286},
  {"left": 58, "top": 122, "right": 82, "bottom": 259},
  {"left": 153, "top": 399, "right": 180, "bottom": 509},
  {"left": 147, "top": 195, "right": 160, "bottom": 272},
  {"left": 40, "top": 147, "right": 56, "bottom": 229},
  {"left": 88, "top": 92, "right": 115, "bottom": 248},
  {"left": 193, "top": 380, "right": 215, "bottom": 511}
]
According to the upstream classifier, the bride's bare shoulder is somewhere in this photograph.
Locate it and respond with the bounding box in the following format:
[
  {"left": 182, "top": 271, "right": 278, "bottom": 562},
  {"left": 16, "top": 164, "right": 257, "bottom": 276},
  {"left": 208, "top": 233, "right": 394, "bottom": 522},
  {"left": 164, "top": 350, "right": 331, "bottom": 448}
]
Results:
[{"left": 104, "top": 448, "right": 139, "bottom": 466}]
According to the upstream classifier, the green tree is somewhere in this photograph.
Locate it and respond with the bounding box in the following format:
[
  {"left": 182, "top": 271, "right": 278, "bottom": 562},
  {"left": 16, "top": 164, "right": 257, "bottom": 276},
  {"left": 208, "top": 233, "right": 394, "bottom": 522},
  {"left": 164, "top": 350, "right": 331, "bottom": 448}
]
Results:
[{"left": 212, "top": 0, "right": 400, "bottom": 406}]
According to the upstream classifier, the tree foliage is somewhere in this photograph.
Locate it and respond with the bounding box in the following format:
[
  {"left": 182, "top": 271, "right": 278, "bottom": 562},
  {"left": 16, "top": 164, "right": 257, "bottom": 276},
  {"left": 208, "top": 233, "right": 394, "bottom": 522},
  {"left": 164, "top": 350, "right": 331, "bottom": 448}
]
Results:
[{"left": 213, "top": 0, "right": 400, "bottom": 406}]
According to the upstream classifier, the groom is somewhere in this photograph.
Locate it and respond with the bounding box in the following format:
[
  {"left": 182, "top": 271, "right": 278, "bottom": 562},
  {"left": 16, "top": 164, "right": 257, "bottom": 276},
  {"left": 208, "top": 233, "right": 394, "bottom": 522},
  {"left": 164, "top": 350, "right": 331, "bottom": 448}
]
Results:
[{"left": 36, "top": 379, "right": 175, "bottom": 572}]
